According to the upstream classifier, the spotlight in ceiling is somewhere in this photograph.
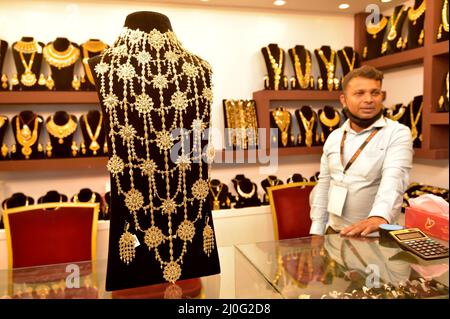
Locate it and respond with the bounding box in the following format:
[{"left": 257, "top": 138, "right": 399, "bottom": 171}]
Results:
[
  {"left": 273, "top": 0, "right": 286, "bottom": 6},
  {"left": 338, "top": 3, "right": 350, "bottom": 9},
  {"left": 381, "top": 0, "right": 392, "bottom": 3}
]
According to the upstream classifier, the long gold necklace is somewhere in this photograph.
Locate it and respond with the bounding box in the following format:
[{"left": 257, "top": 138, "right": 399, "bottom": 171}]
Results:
[
  {"left": 387, "top": 104, "right": 407, "bottom": 121},
  {"left": 367, "top": 16, "right": 388, "bottom": 39},
  {"left": 83, "top": 113, "right": 102, "bottom": 155},
  {"left": 319, "top": 109, "right": 340, "bottom": 129},
  {"left": 290, "top": 48, "right": 311, "bottom": 89},
  {"left": 43, "top": 43, "right": 80, "bottom": 69},
  {"left": 82, "top": 40, "right": 108, "bottom": 85},
  {"left": 299, "top": 110, "right": 315, "bottom": 147},
  {"left": 410, "top": 101, "right": 423, "bottom": 142},
  {"left": 266, "top": 46, "right": 283, "bottom": 90},
  {"left": 46, "top": 115, "right": 78, "bottom": 144},
  {"left": 16, "top": 116, "right": 39, "bottom": 159},
  {"left": 443, "top": 0, "right": 449, "bottom": 32},
  {"left": 387, "top": 7, "right": 406, "bottom": 41},
  {"left": 408, "top": 1, "right": 426, "bottom": 25},
  {"left": 272, "top": 107, "right": 291, "bottom": 146},
  {"left": 317, "top": 49, "right": 336, "bottom": 91},
  {"left": 341, "top": 49, "right": 355, "bottom": 72},
  {"left": 209, "top": 182, "right": 223, "bottom": 210}
]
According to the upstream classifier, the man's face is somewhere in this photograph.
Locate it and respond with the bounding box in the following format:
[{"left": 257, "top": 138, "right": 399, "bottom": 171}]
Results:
[{"left": 340, "top": 77, "right": 383, "bottom": 119}]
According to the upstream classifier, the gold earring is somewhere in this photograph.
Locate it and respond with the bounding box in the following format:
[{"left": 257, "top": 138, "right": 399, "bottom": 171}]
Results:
[
  {"left": 318, "top": 77, "right": 323, "bottom": 90},
  {"left": 11, "top": 74, "right": 19, "bottom": 86},
  {"left": 72, "top": 75, "right": 81, "bottom": 91},
  {"left": 437, "top": 24, "right": 443, "bottom": 40},
  {"left": 363, "top": 46, "right": 368, "bottom": 59},
  {"left": 310, "top": 76, "right": 315, "bottom": 89},
  {"left": 37, "top": 143, "right": 44, "bottom": 153},
  {"left": 71, "top": 141, "right": 78, "bottom": 157},
  {"left": 38, "top": 73, "right": 47, "bottom": 86},
  {"left": 203, "top": 216, "right": 214, "bottom": 257},
  {"left": 396, "top": 37, "right": 403, "bottom": 49},
  {"left": 1, "top": 74, "right": 8, "bottom": 90},
  {"left": 46, "top": 141, "right": 52, "bottom": 158},
  {"left": 334, "top": 78, "right": 340, "bottom": 90},
  {"left": 10, "top": 144, "right": 17, "bottom": 154},
  {"left": 81, "top": 141, "right": 86, "bottom": 155},
  {"left": 418, "top": 30, "right": 424, "bottom": 46},
  {"left": 1, "top": 144, "right": 8, "bottom": 158},
  {"left": 103, "top": 141, "right": 108, "bottom": 154},
  {"left": 46, "top": 75, "right": 55, "bottom": 90}
]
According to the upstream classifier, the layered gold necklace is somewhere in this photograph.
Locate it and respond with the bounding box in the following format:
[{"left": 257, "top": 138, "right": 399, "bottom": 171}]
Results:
[
  {"left": 317, "top": 49, "right": 336, "bottom": 91},
  {"left": 298, "top": 110, "right": 315, "bottom": 147},
  {"left": 366, "top": 16, "right": 388, "bottom": 39},
  {"left": 341, "top": 49, "right": 356, "bottom": 72},
  {"left": 387, "top": 7, "right": 406, "bottom": 41},
  {"left": 16, "top": 115, "right": 39, "bottom": 159},
  {"left": 83, "top": 113, "right": 102, "bottom": 155},
  {"left": 82, "top": 40, "right": 108, "bottom": 85},
  {"left": 43, "top": 43, "right": 80, "bottom": 69},
  {"left": 98, "top": 27, "right": 216, "bottom": 283},
  {"left": 290, "top": 48, "right": 311, "bottom": 89},
  {"left": 46, "top": 115, "right": 77, "bottom": 144},
  {"left": 408, "top": 1, "right": 426, "bottom": 25},
  {"left": 265, "top": 46, "right": 283, "bottom": 90},
  {"left": 13, "top": 40, "right": 40, "bottom": 87},
  {"left": 410, "top": 101, "right": 423, "bottom": 142},
  {"left": 272, "top": 107, "right": 291, "bottom": 147}
]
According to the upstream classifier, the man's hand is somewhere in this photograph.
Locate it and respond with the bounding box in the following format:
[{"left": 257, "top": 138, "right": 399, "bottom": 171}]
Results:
[{"left": 340, "top": 216, "right": 388, "bottom": 237}]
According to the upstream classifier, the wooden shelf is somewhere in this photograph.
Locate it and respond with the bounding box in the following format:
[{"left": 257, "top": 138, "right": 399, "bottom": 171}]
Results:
[
  {"left": 0, "top": 157, "right": 108, "bottom": 172},
  {"left": 0, "top": 91, "right": 99, "bottom": 104},
  {"left": 413, "top": 148, "right": 449, "bottom": 160},
  {"left": 429, "top": 113, "right": 449, "bottom": 125},
  {"left": 253, "top": 89, "right": 341, "bottom": 102},
  {"left": 432, "top": 40, "right": 449, "bottom": 57},
  {"left": 361, "top": 47, "right": 425, "bottom": 70}
]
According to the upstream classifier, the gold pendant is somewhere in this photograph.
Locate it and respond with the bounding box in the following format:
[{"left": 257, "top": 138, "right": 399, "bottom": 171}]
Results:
[
  {"left": 396, "top": 37, "right": 403, "bottom": 49},
  {"left": 38, "top": 73, "right": 46, "bottom": 86},
  {"left": 46, "top": 75, "right": 55, "bottom": 90},
  {"left": 1, "top": 74, "right": 8, "bottom": 89},
  {"left": 305, "top": 130, "right": 313, "bottom": 147},
  {"left": 363, "top": 47, "right": 368, "bottom": 59},
  {"left": 381, "top": 42, "right": 388, "bottom": 54},
  {"left": 20, "top": 70, "right": 37, "bottom": 87},
  {"left": 22, "top": 145, "right": 32, "bottom": 159},
  {"left": 1, "top": 144, "right": 8, "bottom": 158},
  {"left": 119, "top": 224, "right": 136, "bottom": 265},
  {"left": 46, "top": 141, "right": 53, "bottom": 158},
  {"left": 89, "top": 140, "right": 100, "bottom": 155},
  {"left": 387, "top": 27, "right": 397, "bottom": 41},
  {"left": 21, "top": 125, "right": 32, "bottom": 141},
  {"left": 327, "top": 78, "right": 334, "bottom": 92},
  {"left": 213, "top": 199, "right": 220, "bottom": 210},
  {"left": 418, "top": 30, "right": 424, "bottom": 46},
  {"left": 71, "top": 141, "right": 78, "bottom": 157},
  {"left": 438, "top": 95, "right": 445, "bottom": 110}
]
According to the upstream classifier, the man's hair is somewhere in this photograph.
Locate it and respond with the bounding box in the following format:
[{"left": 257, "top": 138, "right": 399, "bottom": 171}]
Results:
[{"left": 342, "top": 65, "right": 384, "bottom": 91}]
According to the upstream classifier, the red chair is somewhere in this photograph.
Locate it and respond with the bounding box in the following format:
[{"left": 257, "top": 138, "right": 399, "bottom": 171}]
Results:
[
  {"left": 2, "top": 202, "right": 99, "bottom": 268},
  {"left": 268, "top": 181, "right": 316, "bottom": 240}
]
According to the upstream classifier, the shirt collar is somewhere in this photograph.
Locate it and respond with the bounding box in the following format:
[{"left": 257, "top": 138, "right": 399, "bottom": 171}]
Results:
[{"left": 343, "top": 116, "right": 386, "bottom": 134}]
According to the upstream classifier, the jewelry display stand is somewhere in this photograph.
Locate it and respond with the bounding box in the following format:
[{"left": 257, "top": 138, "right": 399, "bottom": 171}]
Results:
[
  {"left": 270, "top": 107, "right": 294, "bottom": 147},
  {"left": 314, "top": 46, "right": 338, "bottom": 91},
  {"left": 79, "top": 110, "right": 105, "bottom": 157},
  {"left": 337, "top": 47, "right": 360, "bottom": 77},
  {"left": 383, "top": 5, "right": 408, "bottom": 55},
  {"left": 37, "top": 190, "right": 68, "bottom": 203},
  {"left": 261, "top": 43, "right": 288, "bottom": 90},
  {"left": 363, "top": 15, "right": 388, "bottom": 60},
  {"left": 11, "top": 110, "right": 44, "bottom": 160},
  {"left": 0, "top": 39, "right": 8, "bottom": 91},
  {"left": 318, "top": 106, "right": 341, "bottom": 143},
  {"left": 405, "top": 0, "right": 426, "bottom": 50},
  {"left": 288, "top": 45, "right": 314, "bottom": 90},
  {"left": 295, "top": 106, "right": 320, "bottom": 147},
  {"left": 46, "top": 111, "right": 78, "bottom": 158},
  {"left": 260, "top": 175, "right": 283, "bottom": 205},
  {"left": 12, "top": 37, "right": 45, "bottom": 91}
]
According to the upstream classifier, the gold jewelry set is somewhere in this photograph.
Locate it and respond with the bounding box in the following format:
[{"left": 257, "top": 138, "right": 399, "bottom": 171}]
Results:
[
  {"left": 97, "top": 27, "right": 216, "bottom": 283},
  {"left": 43, "top": 42, "right": 80, "bottom": 90},
  {"left": 83, "top": 113, "right": 103, "bottom": 155},
  {"left": 410, "top": 101, "right": 423, "bottom": 143},
  {"left": 223, "top": 100, "right": 258, "bottom": 149},
  {"left": 437, "top": 0, "right": 449, "bottom": 40},
  {"left": 407, "top": 1, "right": 426, "bottom": 46},
  {"left": 12, "top": 40, "right": 42, "bottom": 87},
  {"left": 363, "top": 17, "right": 388, "bottom": 59},
  {"left": 438, "top": 72, "right": 449, "bottom": 111},
  {"left": 319, "top": 109, "right": 340, "bottom": 143},
  {"left": 271, "top": 107, "right": 291, "bottom": 147},
  {"left": 209, "top": 181, "right": 223, "bottom": 210},
  {"left": 317, "top": 49, "right": 337, "bottom": 92},
  {"left": 15, "top": 114, "right": 41, "bottom": 159},
  {"left": 289, "top": 48, "right": 313, "bottom": 90},
  {"left": 264, "top": 46, "right": 286, "bottom": 90}
]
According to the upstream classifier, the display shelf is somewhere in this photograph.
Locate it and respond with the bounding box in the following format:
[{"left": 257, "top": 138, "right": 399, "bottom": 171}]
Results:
[
  {"left": 432, "top": 40, "right": 449, "bottom": 57},
  {"left": 0, "top": 157, "right": 108, "bottom": 172},
  {"left": 413, "top": 148, "right": 449, "bottom": 160},
  {"left": 429, "top": 113, "right": 449, "bottom": 125},
  {"left": 361, "top": 47, "right": 425, "bottom": 70},
  {"left": 0, "top": 91, "right": 99, "bottom": 104},
  {"left": 253, "top": 89, "right": 341, "bottom": 102}
]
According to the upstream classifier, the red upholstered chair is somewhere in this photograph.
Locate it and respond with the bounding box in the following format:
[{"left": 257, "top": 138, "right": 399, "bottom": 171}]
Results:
[
  {"left": 268, "top": 181, "right": 316, "bottom": 240},
  {"left": 2, "top": 202, "right": 99, "bottom": 268}
]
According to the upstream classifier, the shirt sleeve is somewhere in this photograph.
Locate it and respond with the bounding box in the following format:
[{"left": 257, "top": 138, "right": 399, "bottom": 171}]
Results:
[
  {"left": 309, "top": 149, "right": 331, "bottom": 235},
  {"left": 369, "top": 124, "right": 413, "bottom": 223}
]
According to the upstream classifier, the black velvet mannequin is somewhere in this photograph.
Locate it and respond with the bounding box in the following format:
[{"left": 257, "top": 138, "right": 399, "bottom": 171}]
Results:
[
  {"left": 405, "top": 0, "right": 426, "bottom": 50},
  {"left": 0, "top": 115, "right": 8, "bottom": 160},
  {"left": 209, "top": 179, "right": 231, "bottom": 210},
  {"left": 71, "top": 188, "right": 102, "bottom": 204},
  {"left": 437, "top": 0, "right": 449, "bottom": 42},
  {"left": 11, "top": 110, "right": 44, "bottom": 160},
  {"left": 295, "top": 106, "right": 320, "bottom": 147},
  {"left": 37, "top": 190, "right": 68, "bottom": 203},
  {"left": 318, "top": 106, "right": 341, "bottom": 144},
  {"left": 233, "top": 177, "right": 261, "bottom": 208},
  {"left": 102, "top": 191, "right": 111, "bottom": 220},
  {"left": 314, "top": 46, "right": 339, "bottom": 91},
  {"left": 261, "top": 43, "right": 288, "bottom": 90},
  {"left": 270, "top": 107, "right": 294, "bottom": 147},
  {"left": 45, "top": 37, "right": 80, "bottom": 91},
  {"left": 260, "top": 175, "right": 283, "bottom": 205},
  {"left": 88, "top": 11, "right": 220, "bottom": 290},
  {"left": 2, "top": 192, "right": 34, "bottom": 210},
  {"left": 0, "top": 39, "right": 8, "bottom": 91},
  {"left": 364, "top": 14, "right": 388, "bottom": 60},
  {"left": 437, "top": 72, "right": 449, "bottom": 112},
  {"left": 405, "top": 95, "right": 424, "bottom": 148},
  {"left": 81, "top": 39, "right": 109, "bottom": 91},
  {"left": 337, "top": 47, "right": 361, "bottom": 77},
  {"left": 286, "top": 173, "right": 308, "bottom": 184},
  {"left": 386, "top": 103, "right": 408, "bottom": 125},
  {"left": 384, "top": 5, "right": 408, "bottom": 55},
  {"left": 309, "top": 172, "right": 320, "bottom": 183},
  {"left": 12, "top": 37, "right": 45, "bottom": 91},
  {"left": 79, "top": 110, "right": 106, "bottom": 157},
  {"left": 46, "top": 111, "right": 78, "bottom": 158},
  {"left": 288, "top": 45, "right": 314, "bottom": 90}
]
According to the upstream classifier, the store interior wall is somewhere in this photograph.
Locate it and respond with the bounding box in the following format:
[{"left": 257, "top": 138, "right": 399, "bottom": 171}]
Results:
[{"left": 0, "top": 0, "right": 447, "bottom": 204}]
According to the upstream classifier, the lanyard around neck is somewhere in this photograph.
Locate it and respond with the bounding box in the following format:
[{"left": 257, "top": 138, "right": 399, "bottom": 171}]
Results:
[{"left": 340, "top": 127, "right": 381, "bottom": 174}]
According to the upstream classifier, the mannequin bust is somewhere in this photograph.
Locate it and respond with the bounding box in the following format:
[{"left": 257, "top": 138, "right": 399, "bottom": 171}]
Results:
[
  {"left": 0, "top": 39, "right": 8, "bottom": 91},
  {"left": 233, "top": 177, "right": 261, "bottom": 208},
  {"left": 81, "top": 39, "right": 109, "bottom": 91},
  {"left": 286, "top": 173, "right": 308, "bottom": 184},
  {"left": 318, "top": 106, "right": 341, "bottom": 144},
  {"left": 337, "top": 47, "right": 361, "bottom": 77},
  {"left": 383, "top": 5, "right": 408, "bottom": 55},
  {"left": 209, "top": 179, "right": 231, "bottom": 210},
  {"left": 102, "top": 191, "right": 111, "bottom": 220},
  {"left": 43, "top": 37, "right": 80, "bottom": 91},
  {"left": 261, "top": 43, "right": 288, "bottom": 90},
  {"left": 88, "top": 11, "right": 220, "bottom": 290},
  {"left": 0, "top": 115, "right": 8, "bottom": 160},
  {"left": 295, "top": 106, "right": 320, "bottom": 147},
  {"left": 2, "top": 192, "right": 34, "bottom": 210},
  {"left": 309, "top": 171, "right": 320, "bottom": 183},
  {"left": 12, "top": 37, "right": 45, "bottom": 91},
  {"left": 405, "top": 0, "right": 426, "bottom": 50},
  {"left": 385, "top": 103, "right": 408, "bottom": 125},
  {"left": 79, "top": 110, "right": 105, "bottom": 157},
  {"left": 363, "top": 14, "right": 388, "bottom": 60},
  {"left": 260, "top": 175, "right": 283, "bottom": 205},
  {"left": 314, "top": 46, "right": 338, "bottom": 91},
  {"left": 11, "top": 110, "right": 44, "bottom": 160},
  {"left": 46, "top": 111, "right": 78, "bottom": 158},
  {"left": 37, "top": 190, "right": 68, "bottom": 203},
  {"left": 71, "top": 188, "right": 102, "bottom": 204},
  {"left": 437, "top": 0, "right": 449, "bottom": 42},
  {"left": 288, "top": 45, "right": 314, "bottom": 90}
]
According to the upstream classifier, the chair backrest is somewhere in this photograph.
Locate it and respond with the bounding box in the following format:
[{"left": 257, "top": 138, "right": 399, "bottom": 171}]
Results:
[
  {"left": 268, "top": 182, "right": 316, "bottom": 240},
  {"left": 3, "top": 202, "right": 99, "bottom": 268}
]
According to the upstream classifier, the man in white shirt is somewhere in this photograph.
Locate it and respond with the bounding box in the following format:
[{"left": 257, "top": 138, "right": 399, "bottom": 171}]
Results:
[{"left": 310, "top": 65, "right": 413, "bottom": 236}]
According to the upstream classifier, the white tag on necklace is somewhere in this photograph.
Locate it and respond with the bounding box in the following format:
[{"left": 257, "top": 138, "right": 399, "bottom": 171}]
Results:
[
  {"left": 327, "top": 181, "right": 348, "bottom": 216},
  {"left": 133, "top": 234, "right": 140, "bottom": 248}
]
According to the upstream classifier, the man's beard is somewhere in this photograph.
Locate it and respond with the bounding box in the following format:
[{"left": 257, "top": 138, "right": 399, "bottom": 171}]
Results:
[{"left": 343, "top": 107, "right": 383, "bottom": 129}]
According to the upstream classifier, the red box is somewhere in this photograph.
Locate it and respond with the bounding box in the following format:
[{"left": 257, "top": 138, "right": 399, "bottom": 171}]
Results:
[{"left": 405, "top": 207, "right": 449, "bottom": 241}]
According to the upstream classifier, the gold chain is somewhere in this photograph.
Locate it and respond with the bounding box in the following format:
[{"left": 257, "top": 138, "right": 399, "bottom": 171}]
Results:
[
  {"left": 290, "top": 48, "right": 311, "bottom": 89},
  {"left": 408, "top": 1, "right": 426, "bottom": 25},
  {"left": 410, "top": 101, "right": 423, "bottom": 142},
  {"left": 341, "top": 49, "right": 355, "bottom": 72},
  {"left": 387, "top": 7, "right": 406, "bottom": 41},
  {"left": 272, "top": 107, "right": 291, "bottom": 146},
  {"left": 83, "top": 113, "right": 102, "bottom": 155},
  {"left": 46, "top": 115, "right": 78, "bottom": 144},
  {"left": 366, "top": 16, "right": 388, "bottom": 39},
  {"left": 43, "top": 43, "right": 80, "bottom": 69},
  {"left": 265, "top": 46, "right": 283, "bottom": 90},
  {"left": 317, "top": 49, "right": 336, "bottom": 91},
  {"left": 16, "top": 116, "right": 39, "bottom": 159},
  {"left": 319, "top": 109, "right": 340, "bottom": 129},
  {"left": 443, "top": 0, "right": 449, "bottom": 32},
  {"left": 298, "top": 110, "right": 315, "bottom": 147}
]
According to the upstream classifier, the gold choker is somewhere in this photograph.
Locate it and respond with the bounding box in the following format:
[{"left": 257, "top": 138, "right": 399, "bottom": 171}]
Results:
[
  {"left": 46, "top": 115, "right": 78, "bottom": 144},
  {"left": 43, "top": 43, "right": 80, "bottom": 69}
]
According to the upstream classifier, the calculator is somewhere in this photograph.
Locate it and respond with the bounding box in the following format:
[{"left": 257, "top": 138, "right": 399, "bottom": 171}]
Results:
[{"left": 389, "top": 228, "right": 449, "bottom": 260}]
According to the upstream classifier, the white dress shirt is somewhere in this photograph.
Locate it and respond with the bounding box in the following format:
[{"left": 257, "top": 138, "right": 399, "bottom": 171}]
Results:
[{"left": 310, "top": 117, "right": 413, "bottom": 235}]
